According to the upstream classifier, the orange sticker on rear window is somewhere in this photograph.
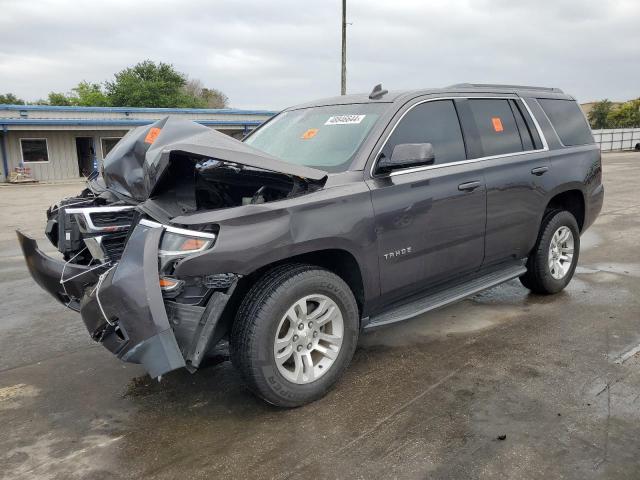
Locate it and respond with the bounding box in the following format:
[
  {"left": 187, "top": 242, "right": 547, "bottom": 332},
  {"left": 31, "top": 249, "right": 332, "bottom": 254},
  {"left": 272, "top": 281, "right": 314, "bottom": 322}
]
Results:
[
  {"left": 144, "top": 127, "right": 161, "bottom": 144},
  {"left": 301, "top": 128, "right": 319, "bottom": 140},
  {"left": 491, "top": 117, "right": 504, "bottom": 132}
]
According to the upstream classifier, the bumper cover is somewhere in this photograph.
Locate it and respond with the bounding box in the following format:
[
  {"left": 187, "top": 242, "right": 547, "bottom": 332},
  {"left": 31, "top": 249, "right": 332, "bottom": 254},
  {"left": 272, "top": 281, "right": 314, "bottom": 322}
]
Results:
[
  {"left": 17, "top": 224, "right": 234, "bottom": 378},
  {"left": 16, "top": 230, "right": 99, "bottom": 311},
  {"left": 79, "top": 222, "right": 186, "bottom": 377}
]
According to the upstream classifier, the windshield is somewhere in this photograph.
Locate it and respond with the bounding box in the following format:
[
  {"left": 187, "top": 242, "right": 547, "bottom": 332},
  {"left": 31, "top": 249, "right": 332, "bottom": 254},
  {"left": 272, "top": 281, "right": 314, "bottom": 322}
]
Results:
[{"left": 244, "top": 103, "right": 387, "bottom": 173}]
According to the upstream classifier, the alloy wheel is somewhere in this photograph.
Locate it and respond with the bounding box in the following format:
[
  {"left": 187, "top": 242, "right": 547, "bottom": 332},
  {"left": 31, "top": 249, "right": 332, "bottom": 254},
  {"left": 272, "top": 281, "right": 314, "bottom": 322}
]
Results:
[
  {"left": 548, "top": 226, "right": 574, "bottom": 280},
  {"left": 273, "top": 294, "right": 344, "bottom": 384}
]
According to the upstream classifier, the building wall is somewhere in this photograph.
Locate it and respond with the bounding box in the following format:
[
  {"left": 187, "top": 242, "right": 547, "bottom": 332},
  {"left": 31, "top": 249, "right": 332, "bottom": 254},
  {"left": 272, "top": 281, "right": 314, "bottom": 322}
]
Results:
[
  {"left": 2, "top": 126, "right": 246, "bottom": 182},
  {"left": 5, "top": 129, "right": 128, "bottom": 181},
  {"left": 0, "top": 105, "right": 276, "bottom": 182}
]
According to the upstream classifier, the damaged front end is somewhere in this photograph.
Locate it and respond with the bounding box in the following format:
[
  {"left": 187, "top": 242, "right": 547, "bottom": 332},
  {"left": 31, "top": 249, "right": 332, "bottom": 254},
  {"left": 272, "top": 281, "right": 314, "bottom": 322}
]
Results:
[
  {"left": 18, "top": 208, "right": 239, "bottom": 378},
  {"left": 17, "top": 116, "right": 326, "bottom": 378}
]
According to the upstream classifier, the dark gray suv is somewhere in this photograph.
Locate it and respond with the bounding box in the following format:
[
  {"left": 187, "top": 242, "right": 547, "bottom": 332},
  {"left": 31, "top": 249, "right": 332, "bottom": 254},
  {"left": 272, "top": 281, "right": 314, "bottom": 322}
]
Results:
[{"left": 18, "top": 83, "right": 603, "bottom": 407}]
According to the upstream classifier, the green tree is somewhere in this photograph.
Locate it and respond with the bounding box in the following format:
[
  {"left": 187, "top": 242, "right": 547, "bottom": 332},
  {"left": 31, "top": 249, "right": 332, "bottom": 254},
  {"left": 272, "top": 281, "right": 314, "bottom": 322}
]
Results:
[
  {"left": 105, "top": 60, "right": 204, "bottom": 108},
  {"left": 587, "top": 99, "right": 612, "bottom": 129},
  {"left": 72, "top": 81, "right": 110, "bottom": 106},
  {"left": 0, "top": 93, "right": 24, "bottom": 104},
  {"left": 200, "top": 87, "right": 229, "bottom": 108},
  {"left": 607, "top": 99, "right": 640, "bottom": 128},
  {"left": 183, "top": 79, "right": 229, "bottom": 108},
  {"left": 47, "top": 91, "right": 74, "bottom": 106}
]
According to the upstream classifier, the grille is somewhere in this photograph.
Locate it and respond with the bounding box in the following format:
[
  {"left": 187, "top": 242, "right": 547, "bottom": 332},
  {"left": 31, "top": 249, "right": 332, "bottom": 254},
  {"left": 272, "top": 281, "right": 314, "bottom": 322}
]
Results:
[
  {"left": 102, "top": 234, "right": 128, "bottom": 262},
  {"left": 90, "top": 210, "right": 135, "bottom": 227}
]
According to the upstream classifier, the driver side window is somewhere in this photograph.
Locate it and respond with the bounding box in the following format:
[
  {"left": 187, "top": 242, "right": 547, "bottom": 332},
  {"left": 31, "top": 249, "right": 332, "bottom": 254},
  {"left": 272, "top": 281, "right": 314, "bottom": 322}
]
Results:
[{"left": 380, "top": 100, "right": 467, "bottom": 166}]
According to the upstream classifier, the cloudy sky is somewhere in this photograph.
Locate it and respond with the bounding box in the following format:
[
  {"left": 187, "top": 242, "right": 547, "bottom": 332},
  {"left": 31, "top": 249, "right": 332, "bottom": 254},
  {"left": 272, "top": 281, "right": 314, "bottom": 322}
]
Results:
[{"left": 1, "top": 0, "right": 639, "bottom": 109}]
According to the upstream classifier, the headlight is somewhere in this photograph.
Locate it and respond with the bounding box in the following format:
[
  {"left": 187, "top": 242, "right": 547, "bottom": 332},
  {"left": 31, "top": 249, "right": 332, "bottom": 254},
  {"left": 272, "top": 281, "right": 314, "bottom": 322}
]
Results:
[
  {"left": 138, "top": 220, "right": 217, "bottom": 291},
  {"left": 159, "top": 230, "right": 215, "bottom": 256}
]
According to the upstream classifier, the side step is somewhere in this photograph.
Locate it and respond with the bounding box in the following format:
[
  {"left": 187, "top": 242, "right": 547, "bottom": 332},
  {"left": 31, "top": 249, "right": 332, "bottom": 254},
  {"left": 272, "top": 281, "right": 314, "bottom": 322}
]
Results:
[{"left": 365, "top": 264, "right": 527, "bottom": 330}]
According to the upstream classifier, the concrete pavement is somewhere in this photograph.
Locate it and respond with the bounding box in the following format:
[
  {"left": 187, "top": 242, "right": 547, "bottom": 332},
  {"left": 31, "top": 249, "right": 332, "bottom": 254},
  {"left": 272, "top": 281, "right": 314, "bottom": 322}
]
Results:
[{"left": 1, "top": 152, "right": 639, "bottom": 479}]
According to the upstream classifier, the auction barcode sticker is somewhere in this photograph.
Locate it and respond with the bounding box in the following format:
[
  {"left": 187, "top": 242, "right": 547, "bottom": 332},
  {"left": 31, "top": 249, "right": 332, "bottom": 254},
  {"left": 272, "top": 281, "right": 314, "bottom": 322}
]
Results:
[{"left": 325, "top": 115, "right": 366, "bottom": 125}]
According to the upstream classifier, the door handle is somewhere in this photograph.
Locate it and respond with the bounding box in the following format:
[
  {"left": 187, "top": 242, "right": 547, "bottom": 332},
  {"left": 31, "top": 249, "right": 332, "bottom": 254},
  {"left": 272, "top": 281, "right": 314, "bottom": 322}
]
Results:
[
  {"left": 458, "top": 181, "right": 481, "bottom": 192},
  {"left": 531, "top": 166, "right": 549, "bottom": 176}
]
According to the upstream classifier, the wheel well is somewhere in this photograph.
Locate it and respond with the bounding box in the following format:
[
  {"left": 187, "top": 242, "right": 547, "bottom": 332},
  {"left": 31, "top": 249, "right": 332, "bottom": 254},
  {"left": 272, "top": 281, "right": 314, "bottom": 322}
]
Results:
[
  {"left": 251, "top": 249, "right": 365, "bottom": 312},
  {"left": 217, "top": 250, "right": 365, "bottom": 341},
  {"left": 546, "top": 190, "right": 585, "bottom": 231}
]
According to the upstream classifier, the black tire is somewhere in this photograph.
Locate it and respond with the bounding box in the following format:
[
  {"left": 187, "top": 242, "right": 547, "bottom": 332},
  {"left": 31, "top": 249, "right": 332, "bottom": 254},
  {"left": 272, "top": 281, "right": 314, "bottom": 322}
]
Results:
[
  {"left": 230, "top": 264, "right": 359, "bottom": 407},
  {"left": 520, "top": 210, "right": 580, "bottom": 294}
]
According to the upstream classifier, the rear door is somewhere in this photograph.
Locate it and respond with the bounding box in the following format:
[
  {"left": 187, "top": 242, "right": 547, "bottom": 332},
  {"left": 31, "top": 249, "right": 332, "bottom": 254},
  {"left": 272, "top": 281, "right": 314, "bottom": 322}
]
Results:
[
  {"left": 366, "top": 98, "right": 487, "bottom": 302},
  {"left": 461, "top": 97, "right": 550, "bottom": 266}
]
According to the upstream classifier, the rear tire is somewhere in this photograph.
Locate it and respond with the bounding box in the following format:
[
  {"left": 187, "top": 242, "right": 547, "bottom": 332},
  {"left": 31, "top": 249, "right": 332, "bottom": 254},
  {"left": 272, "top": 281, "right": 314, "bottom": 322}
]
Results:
[
  {"left": 230, "top": 264, "right": 359, "bottom": 407},
  {"left": 520, "top": 210, "right": 580, "bottom": 294}
]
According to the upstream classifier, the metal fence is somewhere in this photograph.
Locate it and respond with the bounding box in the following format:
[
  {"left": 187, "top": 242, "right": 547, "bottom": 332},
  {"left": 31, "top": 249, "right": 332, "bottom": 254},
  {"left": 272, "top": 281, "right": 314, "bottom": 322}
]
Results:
[{"left": 591, "top": 128, "right": 640, "bottom": 152}]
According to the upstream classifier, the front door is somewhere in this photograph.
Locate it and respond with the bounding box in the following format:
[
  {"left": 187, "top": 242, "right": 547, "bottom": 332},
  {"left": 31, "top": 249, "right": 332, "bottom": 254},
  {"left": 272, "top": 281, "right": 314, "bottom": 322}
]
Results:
[{"left": 366, "top": 99, "right": 487, "bottom": 302}]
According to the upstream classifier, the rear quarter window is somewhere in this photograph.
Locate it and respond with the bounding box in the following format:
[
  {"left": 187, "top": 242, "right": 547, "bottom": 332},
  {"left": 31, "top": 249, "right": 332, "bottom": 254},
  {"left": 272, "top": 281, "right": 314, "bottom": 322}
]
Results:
[{"left": 538, "top": 99, "right": 593, "bottom": 146}]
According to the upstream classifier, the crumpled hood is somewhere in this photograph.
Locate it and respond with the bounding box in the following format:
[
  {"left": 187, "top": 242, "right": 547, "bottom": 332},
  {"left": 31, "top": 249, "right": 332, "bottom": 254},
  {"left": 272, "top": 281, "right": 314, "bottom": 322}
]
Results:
[{"left": 102, "top": 116, "right": 328, "bottom": 201}]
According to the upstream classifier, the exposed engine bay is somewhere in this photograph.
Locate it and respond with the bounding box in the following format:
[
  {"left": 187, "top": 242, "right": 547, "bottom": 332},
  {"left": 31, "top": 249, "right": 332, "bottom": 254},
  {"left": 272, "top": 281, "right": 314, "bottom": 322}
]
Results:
[
  {"left": 47, "top": 156, "right": 321, "bottom": 265},
  {"left": 46, "top": 114, "right": 326, "bottom": 266},
  {"left": 143, "top": 154, "right": 322, "bottom": 220}
]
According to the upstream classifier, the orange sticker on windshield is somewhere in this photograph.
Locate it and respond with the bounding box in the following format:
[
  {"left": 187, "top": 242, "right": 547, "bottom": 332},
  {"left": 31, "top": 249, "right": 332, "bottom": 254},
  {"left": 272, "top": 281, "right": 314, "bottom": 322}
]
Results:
[
  {"left": 491, "top": 117, "right": 504, "bottom": 132},
  {"left": 301, "top": 128, "right": 319, "bottom": 140},
  {"left": 144, "top": 127, "right": 161, "bottom": 144}
]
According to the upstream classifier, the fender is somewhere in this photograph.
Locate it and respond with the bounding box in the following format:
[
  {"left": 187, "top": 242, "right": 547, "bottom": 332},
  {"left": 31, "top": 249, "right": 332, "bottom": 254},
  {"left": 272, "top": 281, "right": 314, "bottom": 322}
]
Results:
[{"left": 171, "top": 182, "right": 380, "bottom": 304}]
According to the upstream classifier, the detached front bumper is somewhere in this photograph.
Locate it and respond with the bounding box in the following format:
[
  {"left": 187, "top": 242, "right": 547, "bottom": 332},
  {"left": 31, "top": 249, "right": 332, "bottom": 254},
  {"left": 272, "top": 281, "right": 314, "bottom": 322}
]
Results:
[
  {"left": 17, "top": 222, "right": 235, "bottom": 378},
  {"left": 16, "top": 231, "right": 100, "bottom": 311}
]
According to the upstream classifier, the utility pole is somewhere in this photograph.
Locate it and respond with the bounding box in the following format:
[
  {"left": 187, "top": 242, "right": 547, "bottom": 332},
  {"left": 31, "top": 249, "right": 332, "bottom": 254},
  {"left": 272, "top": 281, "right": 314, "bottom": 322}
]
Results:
[{"left": 341, "top": 0, "right": 347, "bottom": 95}]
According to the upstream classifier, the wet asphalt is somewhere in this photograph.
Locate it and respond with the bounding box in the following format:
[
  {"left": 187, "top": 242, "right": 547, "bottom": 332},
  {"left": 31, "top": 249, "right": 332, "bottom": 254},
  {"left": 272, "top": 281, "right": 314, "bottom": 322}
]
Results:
[{"left": 0, "top": 152, "right": 639, "bottom": 480}]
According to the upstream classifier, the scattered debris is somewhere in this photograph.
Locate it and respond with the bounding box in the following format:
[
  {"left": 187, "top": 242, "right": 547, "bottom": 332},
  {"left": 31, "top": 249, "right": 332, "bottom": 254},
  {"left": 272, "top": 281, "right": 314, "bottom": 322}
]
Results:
[{"left": 9, "top": 166, "right": 37, "bottom": 184}]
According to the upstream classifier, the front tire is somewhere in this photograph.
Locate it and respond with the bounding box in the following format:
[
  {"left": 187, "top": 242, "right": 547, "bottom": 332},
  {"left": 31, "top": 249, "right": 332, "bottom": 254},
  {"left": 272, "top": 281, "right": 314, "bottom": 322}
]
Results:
[
  {"left": 520, "top": 210, "right": 580, "bottom": 294},
  {"left": 230, "top": 264, "right": 359, "bottom": 407}
]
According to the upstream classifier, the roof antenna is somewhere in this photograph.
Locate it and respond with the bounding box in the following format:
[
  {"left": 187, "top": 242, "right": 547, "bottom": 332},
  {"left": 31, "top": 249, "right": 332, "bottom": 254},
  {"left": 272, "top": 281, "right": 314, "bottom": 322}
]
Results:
[{"left": 369, "top": 83, "right": 388, "bottom": 100}]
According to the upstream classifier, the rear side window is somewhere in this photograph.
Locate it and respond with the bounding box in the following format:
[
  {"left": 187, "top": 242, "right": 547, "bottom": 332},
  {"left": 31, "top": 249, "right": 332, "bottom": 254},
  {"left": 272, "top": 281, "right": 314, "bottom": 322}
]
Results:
[
  {"left": 380, "top": 100, "right": 466, "bottom": 165},
  {"left": 538, "top": 99, "right": 593, "bottom": 146},
  {"left": 468, "top": 99, "right": 523, "bottom": 157}
]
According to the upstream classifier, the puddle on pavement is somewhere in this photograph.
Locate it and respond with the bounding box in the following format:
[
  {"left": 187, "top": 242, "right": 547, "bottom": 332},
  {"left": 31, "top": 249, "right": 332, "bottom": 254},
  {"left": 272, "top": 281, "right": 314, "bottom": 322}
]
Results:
[{"left": 123, "top": 350, "right": 229, "bottom": 399}]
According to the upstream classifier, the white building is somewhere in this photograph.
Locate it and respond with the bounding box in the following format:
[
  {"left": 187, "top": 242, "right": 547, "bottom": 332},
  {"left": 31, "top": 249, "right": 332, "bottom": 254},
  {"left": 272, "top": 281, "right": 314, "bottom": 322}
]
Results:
[{"left": 0, "top": 104, "right": 276, "bottom": 182}]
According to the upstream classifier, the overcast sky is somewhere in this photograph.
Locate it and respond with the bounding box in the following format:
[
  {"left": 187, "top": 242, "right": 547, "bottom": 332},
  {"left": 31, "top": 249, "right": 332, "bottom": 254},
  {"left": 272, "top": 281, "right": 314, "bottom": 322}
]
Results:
[{"left": 1, "top": 0, "right": 639, "bottom": 110}]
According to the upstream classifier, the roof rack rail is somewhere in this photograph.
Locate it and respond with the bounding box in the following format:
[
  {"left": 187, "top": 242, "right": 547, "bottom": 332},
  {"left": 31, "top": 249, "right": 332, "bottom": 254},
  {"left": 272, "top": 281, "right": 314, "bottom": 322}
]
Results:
[{"left": 447, "top": 83, "right": 564, "bottom": 93}]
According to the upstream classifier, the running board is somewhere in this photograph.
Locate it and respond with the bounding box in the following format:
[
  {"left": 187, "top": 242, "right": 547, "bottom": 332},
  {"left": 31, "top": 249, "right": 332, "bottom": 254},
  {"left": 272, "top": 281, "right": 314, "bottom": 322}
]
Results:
[{"left": 365, "top": 264, "right": 527, "bottom": 330}]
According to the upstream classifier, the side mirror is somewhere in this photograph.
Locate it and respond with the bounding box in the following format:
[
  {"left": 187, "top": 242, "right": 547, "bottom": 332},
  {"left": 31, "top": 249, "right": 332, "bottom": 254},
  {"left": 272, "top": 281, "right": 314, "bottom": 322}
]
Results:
[{"left": 377, "top": 143, "right": 435, "bottom": 173}]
